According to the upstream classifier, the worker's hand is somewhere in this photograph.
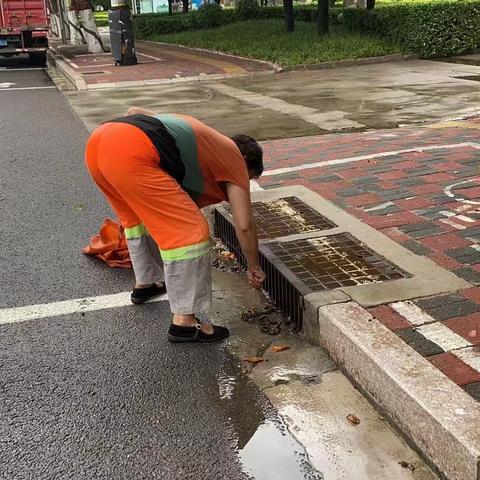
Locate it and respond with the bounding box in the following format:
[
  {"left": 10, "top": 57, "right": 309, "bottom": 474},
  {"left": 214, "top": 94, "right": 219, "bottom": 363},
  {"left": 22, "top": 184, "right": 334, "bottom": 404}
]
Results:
[{"left": 247, "top": 265, "right": 266, "bottom": 289}]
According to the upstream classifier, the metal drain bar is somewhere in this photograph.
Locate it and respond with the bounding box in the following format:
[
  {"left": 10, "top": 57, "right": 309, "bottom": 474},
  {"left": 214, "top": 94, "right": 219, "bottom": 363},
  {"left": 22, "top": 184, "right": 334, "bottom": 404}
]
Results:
[{"left": 214, "top": 207, "right": 305, "bottom": 325}]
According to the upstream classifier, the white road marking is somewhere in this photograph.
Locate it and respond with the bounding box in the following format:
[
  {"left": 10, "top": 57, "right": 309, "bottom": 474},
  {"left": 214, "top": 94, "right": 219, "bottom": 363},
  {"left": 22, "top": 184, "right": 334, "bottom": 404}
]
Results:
[
  {"left": 455, "top": 204, "right": 475, "bottom": 213},
  {"left": 390, "top": 301, "right": 437, "bottom": 327},
  {"left": 0, "top": 291, "right": 168, "bottom": 325},
  {"left": 138, "top": 52, "right": 165, "bottom": 62},
  {"left": 0, "top": 82, "right": 15, "bottom": 88},
  {"left": 440, "top": 211, "right": 456, "bottom": 218},
  {"left": 444, "top": 178, "right": 480, "bottom": 206},
  {"left": 416, "top": 322, "right": 472, "bottom": 351},
  {"left": 439, "top": 218, "right": 467, "bottom": 230},
  {"left": 452, "top": 347, "right": 480, "bottom": 371},
  {"left": 0, "top": 67, "right": 44, "bottom": 71},
  {"left": 263, "top": 142, "right": 480, "bottom": 177},
  {"left": 76, "top": 53, "right": 111, "bottom": 57},
  {"left": 0, "top": 86, "right": 55, "bottom": 91},
  {"left": 456, "top": 215, "right": 475, "bottom": 223},
  {"left": 364, "top": 202, "right": 394, "bottom": 212},
  {"left": 80, "top": 63, "right": 118, "bottom": 68}
]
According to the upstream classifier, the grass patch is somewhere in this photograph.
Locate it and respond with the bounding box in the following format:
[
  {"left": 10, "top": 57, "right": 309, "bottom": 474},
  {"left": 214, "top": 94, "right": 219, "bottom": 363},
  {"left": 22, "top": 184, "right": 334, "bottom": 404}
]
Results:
[
  {"left": 94, "top": 11, "right": 109, "bottom": 27},
  {"left": 156, "top": 19, "right": 401, "bottom": 67}
]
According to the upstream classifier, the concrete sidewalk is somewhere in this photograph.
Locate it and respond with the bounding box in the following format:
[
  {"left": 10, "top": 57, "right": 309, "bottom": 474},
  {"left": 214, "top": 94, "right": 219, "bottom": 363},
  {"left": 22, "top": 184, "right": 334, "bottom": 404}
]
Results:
[{"left": 63, "top": 55, "right": 480, "bottom": 137}]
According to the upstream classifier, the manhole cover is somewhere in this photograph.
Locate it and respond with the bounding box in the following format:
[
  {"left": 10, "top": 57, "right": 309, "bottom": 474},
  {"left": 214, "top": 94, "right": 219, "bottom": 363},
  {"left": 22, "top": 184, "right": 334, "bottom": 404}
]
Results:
[
  {"left": 251, "top": 197, "right": 336, "bottom": 240},
  {"left": 267, "top": 233, "right": 409, "bottom": 291}
]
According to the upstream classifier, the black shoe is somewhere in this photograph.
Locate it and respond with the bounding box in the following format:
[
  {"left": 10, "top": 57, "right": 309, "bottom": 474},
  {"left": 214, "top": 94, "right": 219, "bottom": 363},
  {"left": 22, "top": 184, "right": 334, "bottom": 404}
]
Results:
[
  {"left": 167, "top": 322, "right": 230, "bottom": 343},
  {"left": 131, "top": 283, "right": 167, "bottom": 304}
]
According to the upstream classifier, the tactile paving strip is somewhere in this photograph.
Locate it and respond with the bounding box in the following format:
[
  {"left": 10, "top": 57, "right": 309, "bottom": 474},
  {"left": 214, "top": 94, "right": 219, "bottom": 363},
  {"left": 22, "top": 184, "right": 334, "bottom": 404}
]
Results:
[
  {"left": 251, "top": 197, "right": 336, "bottom": 240},
  {"left": 266, "top": 233, "right": 409, "bottom": 291}
]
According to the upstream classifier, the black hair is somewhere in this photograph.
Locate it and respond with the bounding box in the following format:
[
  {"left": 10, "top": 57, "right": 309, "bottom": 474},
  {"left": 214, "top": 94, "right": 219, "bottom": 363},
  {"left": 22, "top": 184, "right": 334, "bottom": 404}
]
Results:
[{"left": 231, "top": 134, "right": 264, "bottom": 178}]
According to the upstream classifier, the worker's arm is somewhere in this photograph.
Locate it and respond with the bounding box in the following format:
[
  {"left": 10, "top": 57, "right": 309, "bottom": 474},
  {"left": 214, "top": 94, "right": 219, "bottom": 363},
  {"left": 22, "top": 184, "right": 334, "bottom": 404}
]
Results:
[
  {"left": 125, "top": 107, "right": 156, "bottom": 116},
  {"left": 225, "top": 182, "right": 266, "bottom": 289}
]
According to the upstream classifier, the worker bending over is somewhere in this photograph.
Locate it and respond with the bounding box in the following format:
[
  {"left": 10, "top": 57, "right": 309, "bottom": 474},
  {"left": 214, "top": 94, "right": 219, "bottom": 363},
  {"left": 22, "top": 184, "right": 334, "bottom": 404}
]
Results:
[{"left": 85, "top": 107, "right": 266, "bottom": 343}]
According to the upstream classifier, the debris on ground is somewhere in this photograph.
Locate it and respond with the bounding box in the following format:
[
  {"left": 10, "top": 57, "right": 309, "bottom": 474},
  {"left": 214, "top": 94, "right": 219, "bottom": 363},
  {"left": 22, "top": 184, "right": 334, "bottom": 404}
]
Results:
[
  {"left": 271, "top": 344, "right": 290, "bottom": 353},
  {"left": 241, "top": 303, "right": 283, "bottom": 335},
  {"left": 399, "top": 461, "right": 415, "bottom": 472},
  {"left": 346, "top": 414, "right": 361, "bottom": 425},
  {"left": 243, "top": 356, "right": 264, "bottom": 365},
  {"left": 212, "top": 240, "right": 245, "bottom": 273}
]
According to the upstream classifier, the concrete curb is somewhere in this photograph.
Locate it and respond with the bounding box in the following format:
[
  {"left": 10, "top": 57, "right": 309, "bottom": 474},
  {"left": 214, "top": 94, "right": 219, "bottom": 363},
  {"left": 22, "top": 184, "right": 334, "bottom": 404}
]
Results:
[
  {"left": 308, "top": 300, "right": 480, "bottom": 480},
  {"left": 284, "top": 53, "right": 420, "bottom": 72},
  {"left": 233, "top": 185, "right": 478, "bottom": 480},
  {"left": 47, "top": 48, "right": 87, "bottom": 91},
  {"left": 83, "top": 72, "right": 255, "bottom": 91}
]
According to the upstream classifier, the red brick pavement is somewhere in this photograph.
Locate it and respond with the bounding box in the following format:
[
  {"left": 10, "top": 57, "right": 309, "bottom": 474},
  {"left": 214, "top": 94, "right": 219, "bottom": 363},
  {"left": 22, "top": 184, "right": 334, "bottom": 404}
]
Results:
[
  {"left": 58, "top": 40, "right": 273, "bottom": 86},
  {"left": 258, "top": 119, "right": 480, "bottom": 400}
]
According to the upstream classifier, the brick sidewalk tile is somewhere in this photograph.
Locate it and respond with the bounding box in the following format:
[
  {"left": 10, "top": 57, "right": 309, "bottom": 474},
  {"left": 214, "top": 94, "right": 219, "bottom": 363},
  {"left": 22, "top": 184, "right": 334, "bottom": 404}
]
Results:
[{"left": 428, "top": 352, "right": 480, "bottom": 385}]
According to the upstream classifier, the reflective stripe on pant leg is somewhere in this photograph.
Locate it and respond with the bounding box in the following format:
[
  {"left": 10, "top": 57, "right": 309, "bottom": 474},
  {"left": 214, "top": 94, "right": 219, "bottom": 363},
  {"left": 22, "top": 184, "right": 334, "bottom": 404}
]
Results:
[
  {"left": 161, "top": 241, "right": 212, "bottom": 315},
  {"left": 125, "top": 224, "right": 165, "bottom": 285}
]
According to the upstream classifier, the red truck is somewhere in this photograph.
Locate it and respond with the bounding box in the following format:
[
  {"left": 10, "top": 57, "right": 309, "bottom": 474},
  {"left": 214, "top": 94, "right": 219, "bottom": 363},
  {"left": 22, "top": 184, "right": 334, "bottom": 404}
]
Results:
[{"left": 0, "top": 0, "right": 49, "bottom": 64}]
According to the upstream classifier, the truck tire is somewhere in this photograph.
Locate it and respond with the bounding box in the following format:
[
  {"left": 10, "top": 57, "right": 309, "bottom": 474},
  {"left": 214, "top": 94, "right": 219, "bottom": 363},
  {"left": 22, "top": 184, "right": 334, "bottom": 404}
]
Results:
[{"left": 29, "top": 52, "right": 47, "bottom": 66}]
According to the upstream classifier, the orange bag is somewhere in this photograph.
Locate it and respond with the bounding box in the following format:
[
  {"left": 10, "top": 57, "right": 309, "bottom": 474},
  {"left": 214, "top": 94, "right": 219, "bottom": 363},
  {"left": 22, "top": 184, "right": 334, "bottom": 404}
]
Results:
[{"left": 83, "top": 218, "right": 132, "bottom": 269}]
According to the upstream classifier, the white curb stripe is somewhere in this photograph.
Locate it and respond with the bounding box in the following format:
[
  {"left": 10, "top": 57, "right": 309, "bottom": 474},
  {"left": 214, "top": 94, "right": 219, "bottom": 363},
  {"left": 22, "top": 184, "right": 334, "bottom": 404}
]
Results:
[
  {"left": 416, "top": 322, "right": 472, "bottom": 351},
  {"left": 0, "top": 291, "right": 168, "bottom": 325},
  {"left": 390, "top": 301, "right": 437, "bottom": 326},
  {"left": 452, "top": 347, "right": 480, "bottom": 372}
]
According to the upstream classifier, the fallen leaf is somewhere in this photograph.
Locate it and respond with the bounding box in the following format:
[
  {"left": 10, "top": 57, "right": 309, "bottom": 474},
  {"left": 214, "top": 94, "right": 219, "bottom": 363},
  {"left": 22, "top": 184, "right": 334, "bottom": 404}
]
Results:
[
  {"left": 346, "top": 414, "right": 360, "bottom": 425},
  {"left": 271, "top": 345, "right": 290, "bottom": 353},
  {"left": 243, "top": 356, "right": 264, "bottom": 365},
  {"left": 398, "top": 461, "right": 415, "bottom": 472},
  {"left": 220, "top": 251, "right": 235, "bottom": 260},
  {"left": 468, "top": 330, "right": 477, "bottom": 338}
]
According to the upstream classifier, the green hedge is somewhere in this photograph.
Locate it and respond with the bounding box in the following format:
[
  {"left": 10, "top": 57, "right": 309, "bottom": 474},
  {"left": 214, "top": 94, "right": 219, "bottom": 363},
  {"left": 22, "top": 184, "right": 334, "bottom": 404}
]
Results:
[
  {"left": 342, "top": 1, "right": 480, "bottom": 58},
  {"left": 134, "top": 4, "right": 341, "bottom": 38}
]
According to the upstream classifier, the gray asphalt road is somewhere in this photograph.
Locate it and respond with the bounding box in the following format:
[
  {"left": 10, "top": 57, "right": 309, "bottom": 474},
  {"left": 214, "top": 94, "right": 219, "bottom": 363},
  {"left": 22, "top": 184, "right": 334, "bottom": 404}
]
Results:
[{"left": 0, "top": 58, "right": 278, "bottom": 480}]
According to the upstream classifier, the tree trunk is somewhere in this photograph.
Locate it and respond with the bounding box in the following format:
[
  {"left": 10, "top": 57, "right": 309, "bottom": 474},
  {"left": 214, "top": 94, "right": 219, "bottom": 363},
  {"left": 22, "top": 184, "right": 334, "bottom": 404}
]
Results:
[
  {"left": 283, "top": 0, "right": 294, "bottom": 32},
  {"left": 78, "top": 8, "right": 104, "bottom": 53},
  {"left": 182, "top": 0, "right": 189, "bottom": 12},
  {"left": 317, "top": 0, "right": 329, "bottom": 35},
  {"left": 67, "top": 10, "right": 84, "bottom": 45},
  {"left": 168, "top": 0, "right": 173, "bottom": 14}
]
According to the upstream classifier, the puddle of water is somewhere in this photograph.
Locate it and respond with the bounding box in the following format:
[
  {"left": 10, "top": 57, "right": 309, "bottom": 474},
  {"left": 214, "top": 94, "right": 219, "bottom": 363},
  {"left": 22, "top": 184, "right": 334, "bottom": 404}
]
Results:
[
  {"left": 213, "top": 354, "right": 323, "bottom": 480},
  {"left": 239, "top": 419, "right": 323, "bottom": 480}
]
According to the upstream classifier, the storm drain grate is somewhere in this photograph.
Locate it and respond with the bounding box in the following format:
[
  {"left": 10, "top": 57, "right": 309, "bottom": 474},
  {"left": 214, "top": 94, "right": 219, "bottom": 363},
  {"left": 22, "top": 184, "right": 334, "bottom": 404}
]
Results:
[
  {"left": 251, "top": 197, "right": 336, "bottom": 240},
  {"left": 265, "top": 234, "right": 409, "bottom": 291},
  {"left": 215, "top": 202, "right": 410, "bottom": 329}
]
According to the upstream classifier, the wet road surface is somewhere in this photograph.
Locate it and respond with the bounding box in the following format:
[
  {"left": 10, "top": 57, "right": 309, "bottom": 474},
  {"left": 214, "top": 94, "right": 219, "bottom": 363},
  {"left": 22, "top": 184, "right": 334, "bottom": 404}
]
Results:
[{"left": 0, "top": 55, "right": 321, "bottom": 480}]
